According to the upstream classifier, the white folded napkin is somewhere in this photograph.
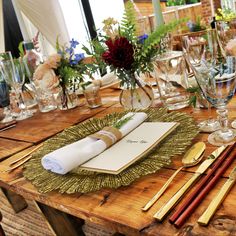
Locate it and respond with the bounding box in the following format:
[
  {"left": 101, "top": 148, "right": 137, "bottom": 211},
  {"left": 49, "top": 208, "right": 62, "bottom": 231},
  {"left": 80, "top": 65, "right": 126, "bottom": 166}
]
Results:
[
  {"left": 77, "top": 72, "right": 118, "bottom": 94},
  {"left": 41, "top": 112, "right": 147, "bottom": 174}
]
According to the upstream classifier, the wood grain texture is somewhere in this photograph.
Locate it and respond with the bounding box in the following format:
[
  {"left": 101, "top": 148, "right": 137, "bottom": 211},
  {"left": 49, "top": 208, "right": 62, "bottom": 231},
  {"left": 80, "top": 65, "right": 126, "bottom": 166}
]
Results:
[
  {"left": 0, "top": 101, "right": 115, "bottom": 143},
  {"left": 0, "top": 89, "right": 236, "bottom": 235},
  {"left": 1, "top": 188, "right": 28, "bottom": 213},
  {"left": 0, "top": 138, "right": 32, "bottom": 161}
]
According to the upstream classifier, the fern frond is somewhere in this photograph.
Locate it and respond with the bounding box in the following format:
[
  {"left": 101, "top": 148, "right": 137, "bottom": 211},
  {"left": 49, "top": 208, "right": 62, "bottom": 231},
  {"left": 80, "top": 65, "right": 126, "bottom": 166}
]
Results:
[
  {"left": 141, "top": 18, "right": 186, "bottom": 57},
  {"left": 120, "top": 0, "right": 139, "bottom": 40}
]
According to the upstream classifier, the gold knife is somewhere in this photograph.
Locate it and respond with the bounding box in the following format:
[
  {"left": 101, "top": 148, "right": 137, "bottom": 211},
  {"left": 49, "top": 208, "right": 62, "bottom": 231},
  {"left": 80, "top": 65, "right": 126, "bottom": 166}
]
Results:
[
  {"left": 198, "top": 166, "right": 236, "bottom": 226},
  {"left": 153, "top": 145, "right": 227, "bottom": 221}
]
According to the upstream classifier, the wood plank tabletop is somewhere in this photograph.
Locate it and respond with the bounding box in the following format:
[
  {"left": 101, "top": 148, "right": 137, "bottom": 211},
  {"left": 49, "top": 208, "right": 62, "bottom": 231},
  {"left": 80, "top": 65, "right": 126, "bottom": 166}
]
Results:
[
  {"left": 0, "top": 99, "right": 115, "bottom": 143},
  {"left": 1, "top": 88, "right": 236, "bottom": 235},
  {"left": 0, "top": 138, "right": 32, "bottom": 161}
]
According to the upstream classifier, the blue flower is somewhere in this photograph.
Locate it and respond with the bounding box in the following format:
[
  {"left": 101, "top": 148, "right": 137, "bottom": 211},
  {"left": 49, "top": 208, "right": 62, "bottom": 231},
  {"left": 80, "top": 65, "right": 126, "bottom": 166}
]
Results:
[
  {"left": 74, "top": 53, "right": 85, "bottom": 61},
  {"left": 69, "top": 53, "right": 85, "bottom": 65},
  {"left": 138, "top": 34, "right": 148, "bottom": 44},
  {"left": 70, "top": 38, "right": 79, "bottom": 48},
  {"left": 65, "top": 47, "right": 73, "bottom": 55}
]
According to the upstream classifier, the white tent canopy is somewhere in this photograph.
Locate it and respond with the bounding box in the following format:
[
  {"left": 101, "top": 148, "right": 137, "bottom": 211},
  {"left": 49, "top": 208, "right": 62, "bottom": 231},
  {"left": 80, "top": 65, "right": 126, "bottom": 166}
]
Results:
[
  {"left": 12, "top": 0, "right": 70, "bottom": 57},
  {"left": 0, "top": 0, "right": 124, "bottom": 56}
]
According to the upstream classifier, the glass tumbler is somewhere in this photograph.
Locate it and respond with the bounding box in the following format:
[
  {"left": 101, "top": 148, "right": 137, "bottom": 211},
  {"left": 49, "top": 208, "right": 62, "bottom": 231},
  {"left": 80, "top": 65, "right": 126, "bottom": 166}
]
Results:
[
  {"left": 83, "top": 85, "right": 102, "bottom": 108},
  {"left": 153, "top": 51, "right": 190, "bottom": 110}
]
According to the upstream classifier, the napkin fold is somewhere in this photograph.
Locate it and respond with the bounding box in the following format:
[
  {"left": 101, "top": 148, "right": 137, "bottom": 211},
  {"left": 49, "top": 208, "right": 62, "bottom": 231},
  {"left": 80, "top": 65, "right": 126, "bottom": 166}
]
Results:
[{"left": 41, "top": 112, "right": 147, "bottom": 174}]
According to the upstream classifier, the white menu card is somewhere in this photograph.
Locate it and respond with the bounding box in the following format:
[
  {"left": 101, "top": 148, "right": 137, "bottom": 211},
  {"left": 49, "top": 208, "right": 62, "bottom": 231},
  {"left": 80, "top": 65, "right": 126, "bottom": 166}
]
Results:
[{"left": 80, "top": 122, "right": 178, "bottom": 174}]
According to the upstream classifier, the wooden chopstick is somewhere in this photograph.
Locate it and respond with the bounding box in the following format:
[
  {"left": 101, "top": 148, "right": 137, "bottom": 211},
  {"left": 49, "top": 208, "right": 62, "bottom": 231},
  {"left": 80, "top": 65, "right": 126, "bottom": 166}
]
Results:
[
  {"left": 169, "top": 142, "right": 236, "bottom": 228},
  {"left": 3, "top": 155, "right": 33, "bottom": 173},
  {"left": 9, "top": 143, "right": 43, "bottom": 166}
]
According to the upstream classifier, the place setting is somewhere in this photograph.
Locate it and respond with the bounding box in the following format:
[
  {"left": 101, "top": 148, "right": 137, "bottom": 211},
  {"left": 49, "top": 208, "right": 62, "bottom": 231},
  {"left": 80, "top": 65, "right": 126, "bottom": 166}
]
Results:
[
  {"left": 2, "top": 1, "right": 236, "bottom": 235},
  {"left": 22, "top": 107, "right": 198, "bottom": 194}
]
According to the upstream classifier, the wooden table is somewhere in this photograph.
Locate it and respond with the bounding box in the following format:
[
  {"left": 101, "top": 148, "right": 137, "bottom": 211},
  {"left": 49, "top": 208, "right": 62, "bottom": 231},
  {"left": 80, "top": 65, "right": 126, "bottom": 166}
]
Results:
[{"left": 1, "top": 89, "right": 236, "bottom": 236}]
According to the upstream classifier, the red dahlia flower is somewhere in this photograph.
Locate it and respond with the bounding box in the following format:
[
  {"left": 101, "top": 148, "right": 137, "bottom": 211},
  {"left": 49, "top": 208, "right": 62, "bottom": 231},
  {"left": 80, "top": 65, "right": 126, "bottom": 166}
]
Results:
[{"left": 102, "top": 37, "right": 134, "bottom": 70}]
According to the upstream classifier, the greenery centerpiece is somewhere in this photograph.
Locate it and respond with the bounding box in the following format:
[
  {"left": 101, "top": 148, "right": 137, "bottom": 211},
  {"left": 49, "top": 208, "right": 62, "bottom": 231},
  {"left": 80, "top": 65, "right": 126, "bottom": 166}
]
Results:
[{"left": 83, "top": 1, "right": 183, "bottom": 109}]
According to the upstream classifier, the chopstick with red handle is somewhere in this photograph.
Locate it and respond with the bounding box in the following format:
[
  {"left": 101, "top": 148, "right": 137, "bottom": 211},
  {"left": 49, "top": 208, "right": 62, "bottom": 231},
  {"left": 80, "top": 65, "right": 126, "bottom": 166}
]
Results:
[
  {"left": 170, "top": 143, "right": 236, "bottom": 228},
  {"left": 169, "top": 143, "right": 236, "bottom": 227}
]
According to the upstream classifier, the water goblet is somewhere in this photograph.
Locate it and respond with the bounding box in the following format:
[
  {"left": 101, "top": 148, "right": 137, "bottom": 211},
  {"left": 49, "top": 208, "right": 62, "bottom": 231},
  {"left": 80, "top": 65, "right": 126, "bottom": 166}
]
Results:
[
  {"left": 0, "top": 52, "right": 32, "bottom": 120},
  {"left": 182, "top": 31, "right": 220, "bottom": 133},
  {"left": 185, "top": 29, "right": 236, "bottom": 146},
  {"left": 0, "top": 75, "right": 14, "bottom": 123},
  {"left": 215, "top": 19, "right": 236, "bottom": 129}
]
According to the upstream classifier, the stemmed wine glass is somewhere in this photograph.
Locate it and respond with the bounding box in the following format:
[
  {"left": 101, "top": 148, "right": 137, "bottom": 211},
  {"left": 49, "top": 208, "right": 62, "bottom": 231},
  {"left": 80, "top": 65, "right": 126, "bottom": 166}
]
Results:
[
  {"left": 0, "top": 51, "right": 32, "bottom": 120},
  {"left": 185, "top": 29, "right": 236, "bottom": 146},
  {"left": 182, "top": 31, "right": 220, "bottom": 133},
  {"left": 216, "top": 19, "right": 236, "bottom": 129},
  {"left": 0, "top": 73, "right": 14, "bottom": 123}
]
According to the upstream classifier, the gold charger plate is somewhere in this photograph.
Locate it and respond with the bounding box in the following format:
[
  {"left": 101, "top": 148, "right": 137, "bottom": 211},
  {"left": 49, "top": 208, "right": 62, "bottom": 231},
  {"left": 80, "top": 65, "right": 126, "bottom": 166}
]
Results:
[{"left": 23, "top": 108, "right": 199, "bottom": 194}]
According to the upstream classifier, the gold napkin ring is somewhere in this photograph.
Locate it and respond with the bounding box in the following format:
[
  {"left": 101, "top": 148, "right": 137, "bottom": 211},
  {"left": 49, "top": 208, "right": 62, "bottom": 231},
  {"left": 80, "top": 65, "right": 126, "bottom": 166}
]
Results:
[{"left": 89, "top": 126, "right": 122, "bottom": 147}]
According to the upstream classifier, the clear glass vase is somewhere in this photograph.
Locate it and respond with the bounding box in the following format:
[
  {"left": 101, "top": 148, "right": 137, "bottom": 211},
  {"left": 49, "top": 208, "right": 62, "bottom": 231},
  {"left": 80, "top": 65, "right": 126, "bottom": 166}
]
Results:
[
  {"left": 119, "top": 72, "right": 154, "bottom": 109},
  {"left": 57, "top": 85, "right": 79, "bottom": 110}
]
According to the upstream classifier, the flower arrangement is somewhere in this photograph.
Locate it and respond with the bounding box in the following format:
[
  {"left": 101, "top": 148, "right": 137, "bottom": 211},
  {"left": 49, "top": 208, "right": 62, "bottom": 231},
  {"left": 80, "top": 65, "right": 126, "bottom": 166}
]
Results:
[
  {"left": 34, "top": 39, "right": 87, "bottom": 92},
  {"left": 55, "top": 38, "right": 87, "bottom": 89},
  {"left": 34, "top": 38, "right": 88, "bottom": 109},
  {"left": 83, "top": 0, "right": 184, "bottom": 90}
]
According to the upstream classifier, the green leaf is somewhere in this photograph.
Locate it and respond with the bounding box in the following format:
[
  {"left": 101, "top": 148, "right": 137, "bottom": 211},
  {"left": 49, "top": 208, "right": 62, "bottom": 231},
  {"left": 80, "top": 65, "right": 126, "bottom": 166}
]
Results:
[
  {"left": 186, "top": 86, "right": 200, "bottom": 93},
  {"left": 188, "top": 95, "right": 197, "bottom": 108},
  {"left": 18, "top": 41, "right": 24, "bottom": 58}
]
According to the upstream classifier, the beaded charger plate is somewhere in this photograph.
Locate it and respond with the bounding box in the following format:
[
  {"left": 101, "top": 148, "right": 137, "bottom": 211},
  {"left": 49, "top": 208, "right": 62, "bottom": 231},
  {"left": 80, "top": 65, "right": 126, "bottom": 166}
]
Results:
[{"left": 24, "top": 108, "right": 199, "bottom": 194}]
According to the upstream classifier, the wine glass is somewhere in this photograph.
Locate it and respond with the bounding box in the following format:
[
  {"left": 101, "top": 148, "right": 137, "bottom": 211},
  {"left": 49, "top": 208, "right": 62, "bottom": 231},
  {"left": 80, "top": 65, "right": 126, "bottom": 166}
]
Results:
[
  {"left": 216, "top": 19, "right": 236, "bottom": 129},
  {"left": 0, "top": 73, "right": 14, "bottom": 123},
  {"left": 185, "top": 29, "right": 236, "bottom": 146},
  {"left": 182, "top": 31, "right": 220, "bottom": 133},
  {"left": 0, "top": 52, "right": 32, "bottom": 120}
]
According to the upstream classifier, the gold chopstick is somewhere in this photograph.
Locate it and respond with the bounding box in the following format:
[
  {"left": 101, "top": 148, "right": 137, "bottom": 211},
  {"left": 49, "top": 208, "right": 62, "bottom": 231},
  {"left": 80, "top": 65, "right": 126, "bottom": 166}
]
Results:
[{"left": 197, "top": 166, "right": 236, "bottom": 226}]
